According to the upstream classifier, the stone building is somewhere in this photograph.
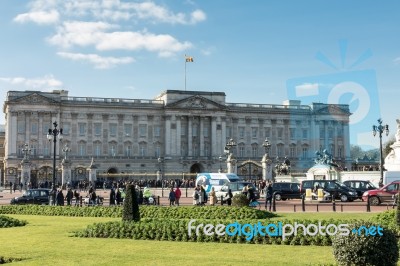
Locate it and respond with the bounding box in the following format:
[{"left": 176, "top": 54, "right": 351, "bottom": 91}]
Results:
[{"left": 2, "top": 89, "right": 351, "bottom": 186}]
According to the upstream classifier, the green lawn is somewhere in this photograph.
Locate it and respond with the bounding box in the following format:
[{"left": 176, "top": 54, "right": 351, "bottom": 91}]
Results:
[{"left": 0, "top": 212, "right": 378, "bottom": 265}]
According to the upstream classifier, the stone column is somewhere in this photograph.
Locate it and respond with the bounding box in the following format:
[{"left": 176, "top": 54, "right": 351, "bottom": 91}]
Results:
[
  {"left": 211, "top": 117, "right": 217, "bottom": 156},
  {"left": 200, "top": 117, "right": 204, "bottom": 156},
  {"left": 165, "top": 116, "right": 171, "bottom": 156},
  {"left": 188, "top": 117, "right": 192, "bottom": 156}
]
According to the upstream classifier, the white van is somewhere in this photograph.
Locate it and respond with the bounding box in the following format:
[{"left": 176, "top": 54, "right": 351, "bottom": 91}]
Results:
[{"left": 195, "top": 173, "right": 242, "bottom": 193}]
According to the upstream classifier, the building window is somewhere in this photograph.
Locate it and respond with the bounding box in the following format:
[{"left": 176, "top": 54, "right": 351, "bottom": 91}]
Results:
[
  {"left": 94, "top": 124, "right": 101, "bottom": 136},
  {"left": 239, "top": 145, "right": 245, "bottom": 158},
  {"left": 62, "top": 124, "right": 70, "bottom": 135},
  {"left": 18, "top": 121, "right": 25, "bottom": 133},
  {"left": 155, "top": 145, "right": 160, "bottom": 157},
  {"left": 78, "top": 143, "right": 86, "bottom": 156},
  {"left": 30, "top": 144, "right": 37, "bottom": 156},
  {"left": 181, "top": 125, "right": 186, "bottom": 136},
  {"left": 125, "top": 145, "right": 132, "bottom": 157},
  {"left": 330, "top": 144, "right": 335, "bottom": 156},
  {"left": 204, "top": 144, "right": 209, "bottom": 156},
  {"left": 320, "top": 128, "right": 325, "bottom": 139},
  {"left": 31, "top": 123, "right": 38, "bottom": 135},
  {"left": 265, "top": 128, "right": 271, "bottom": 138},
  {"left": 290, "top": 146, "right": 296, "bottom": 158},
  {"left": 139, "top": 124, "right": 147, "bottom": 137},
  {"left": 192, "top": 124, "right": 198, "bottom": 137},
  {"left": 239, "top": 127, "right": 245, "bottom": 138},
  {"left": 302, "top": 147, "right": 308, "bottom": 159},
  {"left": 79, "top": 123, "right": 86, "bottom": 136},
  {"left": 338, "top": 146, "right": 343, "bottom": 158},
  {"left": 252, "top": 145, "right": 258, "bottom": 157},
  {"left": 154, "top": 126, "right": 161, "bottom": 137},
  {"left": 109, "top": 123, "right": 117, "bottom": 137},
  {"left": 338, "top": 127, "right": 343, "bottom": 137},
  {"left": 43, "top": 143, "right": 49, "bottom": 156},
  {"left": 109, "top": 145, "right": 116, "bottom": 157},
  {"left": 290, "top": 128, "right": 295, "bottom": 140},
  {"left": 94, "top": 144, "right": 101, "bottom": 157},
  {"left": 277, "top": 144, "right": 284, "bottom": 157},
  {"left": 226, "top": 126, "right": 232, "bottom": 138},
  {"left": 193, "top": 143, "right": 198, "bottom": 156},
  {"left": 302, "top": 129, "right": 308, "bottom": 139},
  {"left": 277, "top": 128, "right": 283, "bottom": 139},
  {"left": 203, "top": 127, "right": 209, "bottom": 137},
  {"left": 252, "top": 127, "right": 258, "bottom": 138},
  {"left": 181, "top": 143, "right": 187, "bottom": 156},
  {"left": 139, "top": 143, "right": 147, "bottom": 156},
  {"left": 328, "top": 128, "right": 334, "bottom": 139},
  {"left": 124, "top": 124, "right": 132, "bottom": 137}
]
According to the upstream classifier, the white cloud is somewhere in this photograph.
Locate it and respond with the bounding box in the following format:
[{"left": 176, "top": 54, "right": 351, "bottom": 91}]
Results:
[
  {"left": 14, "top": 10, "right": 59, "bottom": 25},
  {"left": 0, "top": 75, "right": 63, "bottom": 88},
  {"left": 295, "top": 83, "right": 320, "bottom": 97},
  {"left": 49, "top": 21, "right": 192, "bottom": 56},
  {"left": 57, "top": 52, "right": 134, "bottom": 69},
  {"left": 16, "top": 0, "right": 206, "bottom": 25}
]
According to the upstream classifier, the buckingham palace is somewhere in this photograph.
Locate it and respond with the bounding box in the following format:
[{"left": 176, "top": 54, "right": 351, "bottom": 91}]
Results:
[{"left": 2, "top": 89, "right": 351, "bottom": 186}]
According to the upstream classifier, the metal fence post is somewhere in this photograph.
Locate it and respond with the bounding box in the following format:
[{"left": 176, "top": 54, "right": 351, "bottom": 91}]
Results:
[
  {"left": 272, "top": 192, "right": 276, "bottom": 212},
  {"left": 301, "top": 195, "right": 305, "bottom": 212},
  {"left": 332, "top": 199, "right": 336, "bottom": 212},
  {"left": 366, "top": 194, "right": 371, "bottom": 212},
  {"left": 220, "top": 196, "right": 223, "bottom": 206},
  {"left": 157, "top": 196, "right": 160, "bottom": 206}
]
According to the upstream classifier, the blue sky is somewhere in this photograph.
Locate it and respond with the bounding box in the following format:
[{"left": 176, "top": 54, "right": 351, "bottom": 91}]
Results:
[{"left": 0, "top": 0, "right": 399, "bottom": 149}]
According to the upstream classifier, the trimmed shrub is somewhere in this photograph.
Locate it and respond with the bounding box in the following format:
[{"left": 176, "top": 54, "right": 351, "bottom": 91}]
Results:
[
  {"left": 122, "top": 184, "right": 140, "bottom": 222},
  {"left": 332, "top": 221, "right": 399, "bottom": 266},
  {"left": 0, "top": 215, "right": 27, "bottom": 228},
  {"left": 0, "top": 256, "right": 23, "bottom": 264},
  {"left": 397, "top": 192, "right": 400, "bottom": 227},
  {"left": 372, "top": 210, "right": 398, "bottom": 233},
  {"left": 232, "top": 193, "right": 249, "bottom": 207}
]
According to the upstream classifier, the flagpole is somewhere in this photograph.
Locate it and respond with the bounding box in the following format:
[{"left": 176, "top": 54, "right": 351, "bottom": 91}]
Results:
[{"left": 184, "top": 54, "right": 187, "bottom": 91}]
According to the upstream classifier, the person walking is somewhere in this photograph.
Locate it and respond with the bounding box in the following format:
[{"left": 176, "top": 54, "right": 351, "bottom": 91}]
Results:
[
  {"left": 174, "top": 186, "right": 182, "bottom": 206},
  {"left": 209, "top": 187, "right": 217, "bottom": 206},
  {"left": 56, "top": 188, "right": 64, "bottom": 206},
  {"left": 74, "top": 190, "right": 80, "bottom": 206},
  {"left": 9, "top": 181, "right": 12, "bottom": 194},
  {"left": 265, "top": 183, "right": 273, "bottom": 211},
  {"left": 168, "top": 187, "right": 176, "bottom": 206}
]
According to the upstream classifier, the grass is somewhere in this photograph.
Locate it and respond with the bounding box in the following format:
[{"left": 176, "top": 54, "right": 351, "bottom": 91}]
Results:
[{"left": 0, "top": 212, "right": 379, "bottom": 265}]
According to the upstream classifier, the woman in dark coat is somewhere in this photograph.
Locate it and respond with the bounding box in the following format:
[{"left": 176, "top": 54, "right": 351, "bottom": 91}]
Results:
[
  {"left": 56, "top": 189, "right": 64, "bottom": 206},
  {"left": 116, "top": 188, "right": 122, "bottom": 205},
  {"left": 109, "top": 188, "right": 116, "bottom": 206}
]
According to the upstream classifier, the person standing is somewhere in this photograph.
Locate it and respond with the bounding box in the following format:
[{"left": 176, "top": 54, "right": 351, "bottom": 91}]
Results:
[
  {"left": 168, "top": 187, "right": 176, "bottom": 206},
  {"left": 116, "top": 188, "right": 122, "bottom": 205},
  {"left": 174, "top": 186, "right": 182, "bottom": 206},
  {"left": 56, "top": 188, "right": 64, "bottom": 206},
  {"left": 74, "top": 190, "right": 80, "bottom": 206},
  {"left": 209, "top": 187, "right": 217, "bottom": 206},
  {"left": 192, "top": 187, "right": 200, "bottom": 205},
  {"left": 9, "top": 181, "right": 12, "bottom": 194},
  {"left": 226, "top": 189, "right": 233, "bottom": 206},
  {"left": 265, "top": 183, "right": 273, "bottom": 211},
  {"left": 65, "top": 188, "right": 73, "bottom": 206},
  {"left": 109, "top": 188, "right": 116, "bottom": 206}
]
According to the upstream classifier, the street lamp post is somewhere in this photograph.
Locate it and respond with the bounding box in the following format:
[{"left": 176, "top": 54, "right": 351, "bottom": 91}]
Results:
[
  {"left": 372, "top": 118, "right": 389, "bottom": 187},
  {"left": 158, "top": 157, "right": 164, "bottom": 195},
  {"left": 47, "top": 121, "right": 63, "bottom": 205},
  {"left": 219, "top": 155, "right": 223, "bottom": 173}
]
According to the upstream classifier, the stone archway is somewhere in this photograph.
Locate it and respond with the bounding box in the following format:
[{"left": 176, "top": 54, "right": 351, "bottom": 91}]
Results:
[
  {"left": 190, "top": 163, "right": 203, "bottom": 174},
  {"left": 107, "top": 167, "right": 118, "bottom": 174}
]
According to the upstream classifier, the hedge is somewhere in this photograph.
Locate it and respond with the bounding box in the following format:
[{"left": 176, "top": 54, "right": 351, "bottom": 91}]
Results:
[{"left": 0, "top": 205, "right": 275, "bottom": 220}]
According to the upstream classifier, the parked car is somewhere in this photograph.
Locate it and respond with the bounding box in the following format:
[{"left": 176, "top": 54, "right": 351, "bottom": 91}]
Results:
[
  {"left": 10, "top": 188, "right": 51, "bottom": 205},
  {"left": 215, "top": 182, "right": 259, "bottom": 203},
  {"left": 272, "top": 182, "right": 301, "bottom": 201},
  {"left": 343, "top": 180, "right": 377, "bottom": 199},
  {"left": 300, "top": 180, "right": 358, "bottom": 202},
  {"left": 362, "top": 181, "right": 400, "bottom": 205}
]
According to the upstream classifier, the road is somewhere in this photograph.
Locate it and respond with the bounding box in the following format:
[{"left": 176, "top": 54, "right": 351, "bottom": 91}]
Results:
[{"left": 0, "top": 187, "right": 395, "bottom": 213}]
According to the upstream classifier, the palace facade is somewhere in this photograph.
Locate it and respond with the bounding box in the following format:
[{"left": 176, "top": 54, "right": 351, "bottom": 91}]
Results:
[{"left": 2, "top": 89, "right": 351, "bottom": 186}]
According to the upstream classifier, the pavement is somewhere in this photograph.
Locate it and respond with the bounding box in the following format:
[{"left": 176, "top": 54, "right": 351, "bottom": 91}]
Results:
[{"left": 0, "top": 187, "right": 394, "bottom": 213}]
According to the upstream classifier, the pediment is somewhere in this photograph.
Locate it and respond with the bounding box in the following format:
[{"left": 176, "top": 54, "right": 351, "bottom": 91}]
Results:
[
  {"left": 166, "top": 95, "right": 226, "bottom": 110},
  {"left": 314, "top": 105, "right": 350, "bottom": 116},
  {"left": 12, "top": 93, "right": 59, "bottom": 105}
]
